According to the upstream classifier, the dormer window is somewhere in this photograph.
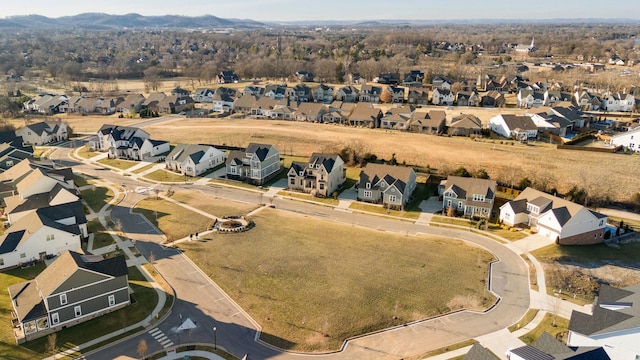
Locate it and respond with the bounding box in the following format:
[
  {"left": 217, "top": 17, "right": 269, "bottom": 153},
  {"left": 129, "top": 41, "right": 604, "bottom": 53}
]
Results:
[
  {"left": 365, "top": 182, "right": 371, "bottom": 189},
  {"left": 299, "top": 171, "right": 304, "bottom": 176},
  {"left": 473, "top": 194, "right": 485, "bottom": 202},
  {"left": 246, "top": 153, "right": 252, "bottom": 158}
]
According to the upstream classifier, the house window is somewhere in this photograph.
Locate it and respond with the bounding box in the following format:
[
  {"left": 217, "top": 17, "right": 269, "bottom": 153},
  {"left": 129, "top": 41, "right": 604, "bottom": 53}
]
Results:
[
  {"left": 458, "top": 201, "right": 463, "bottom": 209},
  {"left": 51, "top": 313, "right": 59, "bottom": 325},
  {"left": 290, "top": 178, "right": 295, "bottom": 185},
  {"left": 473, "top": 194, "right": 485, "bottom": 202},
  {"left": 60, "top": 294, "right": 67, "bottom": 305},
  {"left": 108, "top": 295, "right": 116, "bottom": 307},
  {"left": 319, "top": 183, "right": 325, "bottom": 190},
  {"left": 365, "top": 182, "right": 371, "bottom": 189},
  {"left": 74, "top": 306, "right": 82, "bottom": 317},
  {"left": 6, "top": 160, "right": 13, "bottom": 167},
  {"left": 599, "top": 220, "right": 604, "bottom": 226},
  {"left": 363, "top": 190, "right": 372, "bottom": 198},
  {"left": 447, "top": 200, "right": 452, "bottom": 207},
  {"left": 229, "top": 166, "right": 237, "bottom": 174},
  {"left": 46, "top": 234, "right": 55, "bottom": 241},
  {"left": 389, "top": 195, "right": 397, "bottom": 202},
  {"left": 0, "top": 258, "right": 3, "bottom": 266}
]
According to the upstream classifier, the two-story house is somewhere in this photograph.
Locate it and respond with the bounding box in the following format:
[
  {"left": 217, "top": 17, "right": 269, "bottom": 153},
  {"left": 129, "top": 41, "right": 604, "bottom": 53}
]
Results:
[
  {"left": 610, "top": 126, "right": 640, "bottom": 152},
  {"left": 500, "top": 187, "right": 607, "bottom": 245},
  {"left": 165, "top": 144, "right": 226, "bottom": 177},
  {"left": 489, "top": 114, "right": 538, "bottom": 139},
  {"left": 8, "top": 250, "right": 129, "bottom": 343},
  {"left": 15, "top": 121, "right": 68, "bottom": 145},
  {"left": 359, "top": 84, "right": 382, "bottom": 103},
  {"left": 290, "top": 84, "right": 313, "bottom": 103},
  {"left": 431, "top": 88, "right": 454, "bottom": 106},
  {"left": 357, "top": 163, "right": 417, "bottom": 210},
  {"left": 335, "top": 86, "right": 359, "bottom": 103},
  {"left": 313, "top": 84, "right": 334, "bottom": 103},
  {"left": 603, "top": 93, "right": 635, "bottom": 112},
  {"left": 226, "top": 143, "right": 281, "bottom": 185},
  {"left": 287, "top": 154, "right": 345, "bottom": 197},
  {"left": 440, "top": 176, "right": 497, "bottom": 218}
]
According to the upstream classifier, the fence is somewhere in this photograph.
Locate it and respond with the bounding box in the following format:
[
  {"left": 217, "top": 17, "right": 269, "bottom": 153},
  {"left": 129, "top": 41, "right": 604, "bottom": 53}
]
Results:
[{"left": 556, "top": 144, "right": 620, "bottom": 153}]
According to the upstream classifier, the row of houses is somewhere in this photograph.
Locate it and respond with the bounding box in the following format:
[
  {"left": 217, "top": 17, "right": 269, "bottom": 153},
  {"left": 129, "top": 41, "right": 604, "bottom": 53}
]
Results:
[
  {"left": 518, "top": 89, "right": 637, "bottom": 112},
  {"left": 489, "top": 105, "right": 585, "bottom": 139}
]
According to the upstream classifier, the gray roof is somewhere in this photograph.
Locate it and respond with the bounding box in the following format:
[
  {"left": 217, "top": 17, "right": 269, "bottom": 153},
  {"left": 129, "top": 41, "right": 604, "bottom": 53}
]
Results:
[
  {"left": 444, "top": 176, "right": 497, "bottom": 201},
  {"left": 246, "top": 143, "right": 276, "bottom": 161},
  {"left": 309, "top": 153, "right": 341, "bottom": 173},
  {"left": 168, "top": 144, "right": 215, "bottom": 164},
  {"left": 463, "top": 343, "right": 498, "bottom": 360},
  {"left": 358, "top": 163, "right": 415, "bottom": 193},
  {"left": 569, "top": 284, "right": 640, "bottom": 337},
  {"left": 502, "top": 114, "right": 538, "bottom": 131}
]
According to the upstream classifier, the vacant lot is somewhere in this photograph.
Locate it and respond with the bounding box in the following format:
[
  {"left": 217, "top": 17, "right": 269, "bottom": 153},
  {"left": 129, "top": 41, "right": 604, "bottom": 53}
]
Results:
[
  {"left": 171, "top": 190, "right": 257, "bottom": 217},
  {"left": 175, "top": 208, "right": 496, "bottom": 352},
  {"left": 133, "top": 198, "right": 212, "bottom": 240}
]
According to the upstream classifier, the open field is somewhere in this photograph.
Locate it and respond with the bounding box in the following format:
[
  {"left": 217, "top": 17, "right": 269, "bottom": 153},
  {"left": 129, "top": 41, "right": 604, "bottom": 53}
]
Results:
[
  {"left": 173, "top": 208, "right": 496, "bottom": 351},
  {"left": 55, "top": 116, "right": 637, "bottom": 202},
  {"left": 133, "top": 198, "right": 212, "bottom": 241},
  {"left": 0, "top": 265, "right": 158, "bottom": 359},
  {"left": 170, "top": 189, "right": 257, "bottom": 217}
]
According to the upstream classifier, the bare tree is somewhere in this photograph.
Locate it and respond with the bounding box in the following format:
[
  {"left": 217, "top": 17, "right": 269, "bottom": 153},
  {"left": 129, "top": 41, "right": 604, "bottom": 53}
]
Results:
[{"left": 137, "top": 339, "right": 148, "bottom": 360}]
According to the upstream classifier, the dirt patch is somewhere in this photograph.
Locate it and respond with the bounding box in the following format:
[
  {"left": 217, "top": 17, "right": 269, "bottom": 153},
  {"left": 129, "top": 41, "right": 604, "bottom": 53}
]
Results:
[
  {"left": 446, "top": 295, "right": 482, "bottom": 311},
  {"left": 544, "top": 262, "right": 640, "bottom": 300}
]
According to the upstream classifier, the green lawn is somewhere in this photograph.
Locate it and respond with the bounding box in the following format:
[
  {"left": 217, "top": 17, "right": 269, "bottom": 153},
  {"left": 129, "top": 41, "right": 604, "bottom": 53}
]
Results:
[
  {"left": 519, "top": 313, "right": 569, "bottom": 345},
  {"left": 143, "top": 169, "right": 191, "bottom": 183},
  {"left": 88, "top": 220, "right": 115, "bottom": 250},
  {"left": 485, "top": 225, "right": 528, "bottom": 241},
  {"left": 81, "top": 186, "right": 114, "bottom": 213},
  {"left": 508, "top": 308, "right": 539, "bottom": 332},
  {"left": 97, "top": 158, "right": 137, "bottom": 170},
  {"left": 76, "top": 146, "right": 100, "bottom": 160},
  {"left": 133, "top": 198, "right": 212, "bottom": 241},
  {"left": 175, "top": 208, "right": 496, "bottom": 352},
  {"left": 132, "top": 163, "right": 157, "bottom": 174},
  {"left": 349, "top": 201, "right": 421, "bottom": 219},
  {"left": 171, "top": 190, "right": 257, "bottom": 218},
  {"left": 209, "top": 178, "right": 264, "bottom": 191},
  {"left": 279, "top": 191, "right": 339, "bottom": 206},
  {"left": 73, "top": 174, "right": 90, "bottom": 187},
  {"left": 431, "top": 216, "right": 474, "bottom": 227},
  {"left": 0, "top": 266, "right": 158, "bottom": 359}
]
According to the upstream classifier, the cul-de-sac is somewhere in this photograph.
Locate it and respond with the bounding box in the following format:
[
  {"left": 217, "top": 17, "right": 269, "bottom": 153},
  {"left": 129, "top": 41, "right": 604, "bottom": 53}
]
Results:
[{"left": 0, "top": 2, "right": 639, "bottom": 359}]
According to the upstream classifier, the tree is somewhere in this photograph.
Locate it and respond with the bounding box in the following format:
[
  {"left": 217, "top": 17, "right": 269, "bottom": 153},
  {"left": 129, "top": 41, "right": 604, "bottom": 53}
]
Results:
[
  {"left": 380, "top": 89, "right": 392, "bottom": 103},
  {"left": 518, "top": 177, "right": 532, "bottom": 190},
  {"left": 453, "top": 167, "right": 471, "bottom": 177},
  {"left": 47, "top": 333, "right": 57, "bottom": 353},
  {"left": 137, "top": 339, "right": 148, "bottom": 360},
  {"left": 473, "top": 169, "right": 490, "bottom": 179}
]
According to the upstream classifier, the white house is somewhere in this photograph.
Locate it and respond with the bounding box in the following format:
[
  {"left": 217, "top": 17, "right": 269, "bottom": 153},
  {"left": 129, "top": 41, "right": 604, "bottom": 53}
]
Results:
[
  {"left": 212, "top": 93, "right": 235, "bottom": 113},
  {"left": 610, "top": 127, "right": 640, "bottom": 152},
  {"left": 500, "top": 187, "right": 607, "bottom": 245},
  {"left": 431, "top": 88, "right": 454, "bottom": 106},
  {"left": 226, "top": 143, "right": 281, "bottom": 185},
  {"left": 568, "top": 284, "right": 640, "bottom": 360},
  {"left": 15, "top": 121, "right": 68, "bottom": 145},
  {"left": 489, "top": 114, "right": 538, "bottom": 139},
  {"left": 93, "top": 124, "right": 150, "bottom": 152},
  {"left": 507, "top": 332, "right": 610, "bottom": 360},
  {"left": 517, "top": 89, "right": 544, "bottom": 108},
  {"left": 166, "top": 144, "right": 226, "bottom": 177},
  {"left": 194, "top": 88, "right": 215, "bottom": 103},
  {"left": 603, "top": 93, "right": 635, "bottom": 112},
  {"left": 287, "top": 153, "right": 345, "bottom": 197},
  {"left": 128, "top": 138, "right": 170, "bottom": 161},
  {"left": 0, "top": 210, "right": 82, "bottom": 269}
]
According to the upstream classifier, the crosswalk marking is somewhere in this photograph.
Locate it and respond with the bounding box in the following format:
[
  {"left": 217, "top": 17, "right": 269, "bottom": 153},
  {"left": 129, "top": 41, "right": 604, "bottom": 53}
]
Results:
[{"left": 148, "top": 328, "right": 174, "bottom": 348}]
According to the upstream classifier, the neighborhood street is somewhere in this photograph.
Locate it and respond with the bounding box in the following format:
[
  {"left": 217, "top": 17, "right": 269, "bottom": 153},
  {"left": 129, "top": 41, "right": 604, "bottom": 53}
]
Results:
[{"left": 50, "top": 141, "right": 529, "bottom": 360}]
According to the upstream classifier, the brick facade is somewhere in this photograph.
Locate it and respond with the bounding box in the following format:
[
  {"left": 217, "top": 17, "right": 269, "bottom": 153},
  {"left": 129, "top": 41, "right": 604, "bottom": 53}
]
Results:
[{"left": 558, "top": 228, "right": 605, "bottom": 245}]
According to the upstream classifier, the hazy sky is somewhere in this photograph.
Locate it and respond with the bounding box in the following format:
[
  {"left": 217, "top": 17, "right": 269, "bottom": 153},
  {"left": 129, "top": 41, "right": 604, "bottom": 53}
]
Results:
[{"left": 2, "top": 0, "right": 639, "bottom": 21}]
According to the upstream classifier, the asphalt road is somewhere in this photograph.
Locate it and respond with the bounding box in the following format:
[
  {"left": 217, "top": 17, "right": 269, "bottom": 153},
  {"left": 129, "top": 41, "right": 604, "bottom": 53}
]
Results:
[{"left": 49, "top": 143, "right": 529, "bottom": 360}]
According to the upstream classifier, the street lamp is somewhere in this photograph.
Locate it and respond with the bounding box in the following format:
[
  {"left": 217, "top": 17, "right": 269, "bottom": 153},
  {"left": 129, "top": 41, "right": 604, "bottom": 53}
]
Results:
[{"left": 213, "top": 326, "right": 217, "bottom": 350}]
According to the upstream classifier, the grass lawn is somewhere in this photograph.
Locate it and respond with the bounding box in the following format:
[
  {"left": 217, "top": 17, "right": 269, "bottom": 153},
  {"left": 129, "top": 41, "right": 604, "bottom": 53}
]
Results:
[
  {"left": 133, "top": 198, "right": 212, "bottom": 241},
  {"left": 485, "top": 225, "right": 528, "bottom": 241},
  {"left": 0, "top": 266, "right": 158, "bottom": 359},
  {"left": 176, "top": 208, "right": 496, "bottom": 352},
  {"left": 132, "top": 163, "right": 157, "bottom": 174},
  {"left": 431, "top": 216, "right": 473, "bottom": 227},
  {"left": 508, "top": 308, "right": 539, "bottom": 332},
  {"left": 143, "top": 169, "right": 191, "bottom": 183},
  {"left": 171, "top": 190, "right": 257, "bottom": 217},
  {"left": 349, "top": 201, "right": 421, "bottom": 219},
  {"left": 97, "top": 157, "right": 137, "bottom": 171},
  {"left": 88, "top": 220, "right": 115, "bottom": 250},
  {"left": 279, "top": 190, "right": 339, "bottom": 206},
  {"left": 519, "top": 313, "right": 569, "bottom": 345},
  {"left": 76, "top": 145, "right": 100, "bottom": 159},
  {"left": 73, "top": 174, "right": 90, "bottom": 187},
  {"left": 32, "top": 147, "right": 47, "bottom": 160},
  {"left": 81, "top": 186, "right": 114, "bottom": 213},
  {"left": 209, "top": 178, "right": 263, "bottom": 191}
]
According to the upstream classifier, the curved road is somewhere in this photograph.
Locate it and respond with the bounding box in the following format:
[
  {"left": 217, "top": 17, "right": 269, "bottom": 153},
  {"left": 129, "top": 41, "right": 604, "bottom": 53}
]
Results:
[{"left": 51, "top": 143, "right": 529, "bottom": 360}]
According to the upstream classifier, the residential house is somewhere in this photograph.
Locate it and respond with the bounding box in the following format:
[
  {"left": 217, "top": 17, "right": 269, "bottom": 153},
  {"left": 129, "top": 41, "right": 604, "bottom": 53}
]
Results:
[
  {"left": 94, "top": 124, "right": 167, "bottom": 160},
  {"left": 193, "top": 88, "right": 215, "bottom": 103},
  {"left": 567, "top": 284, "right": 640, "bottom": 360},
  {"left": 359, "top": 84, "right": 382, "bottom": 103},
  {"left": 233, "top": 94, "right": 258, "bottom": 115},
  {"left": 0, "top": 209, "right": 83, "bottom": 270},
  {"left": 5, "top": 187, "right": 81, "bottom": 226},
  {"left": 456, "top": 90, "right": 480, "bottom": 106},
  {"left": 290, "top": 84, "right": 312, "bottom": 103},
  {"left": 250, "top": 97, "right": 279, "bottom": 117},
  {"left": 508, "top": 332, "right": 610, "bottom": 360},
  {"left": 226, "top": 143, "right": 281, "bottom": 185},
  {"left": 387, "top": 86, "right": 405, "bottom": 103},
  {"left": 141, "top": 92, "right": 166, "bottom": 113},
  {"left": 264, "top": 84, "right": 289, "bottom": 100},
  {"left": 517, "top": 89, "right": 545, "bottom": 108},
  {"left": 610, "top": 126, "right": 640, "bottom": 152},
  {"left": 357, "top": 163, "right": 417, "bottom": 210},
  {"left": 116, "top": 93, "right": 145, "bottom": 113},
  {"left": 15, "top": 121, "right": 68, "bottom": 145},
  {"left": 375, "top": 72, "right": 401, "bottom": 85},
  {"left": 462, "top": 343, "right": 499, "bottom": 360},
  {"left": 499, "top": 187, "right": 607, "bottom": 245},
  {"left": 165, "top": 144, "right": 226, "bottom": 177},
  {"left": 8, "top": 250, "right": 129, "bottom": 343},
  {"left": 127, "top": 138, "right": 170, "bottom": 161},
  {"left": 348, "top": 103, "right": 382, "bottom": 128},
  {"left": 157, "top": 95, "right": 195, "bottom": 114},
  {"left": 217, "top": 70, "right": 239, "bottom": 84},
  {"left": 550, "top": 105, "right": 585, "bottom": 128},
  {"left": 24, "top": 94, "right": 68, "bottom": 115},
  {"left": 574, "top": 90, "right": 603, "bottom": 111},
  {"left": 441, "top": 176, "right": 497, "bottom": 218},
  {"left": 603, "top": 93, "right": 635, "bottom": 112},
  {"left": 528, "top": 112, "right": 573, "bottom": 138},
  {"left": 170, "top": 87, "right": 190, "bottom": 97},
  {"left": 267, "top": 106, "right": 295, "bottom": 120},
  {"left": 335, "top": 86, "right": 359, "bottom": 103},
  {"left": 489, "top": 114, "right": 538, "bottom": 139},
  {"left": 544, "top": 90, "right": 572, "bottom": 107},
  {"left": 295, "top": 71, "right": 314, "bottom": 82},
  {"left": 432, "top": 75, "right": 453, "bottom": 90},
  {"left": 294, "top": 102, "right": 325, "bottom": 122},
  {"left": 482, "top": 91, "right": 506, "bottom": 107},
  {"left": 322, "top": 105, "right": 349, "bottom": 124},
  {"left": 95, "top": 96, "right": 123, "bottom": 114},
  {"left": 431, "top": 88, "right": 454, "bottom": 106},
  {"left": 403, "top": 70, "right": 424, "bottom": 87},
  {"left": 0, "top": 142, "right": 33, "bottom": 171},
  {"left": 407, "top": 88, "right": 429, "bottom": 105},
  {"left": 313, "top": 84, "right": 334, "bottom": 103},
  {"left": 409, "top": 110, "right": 446, "bottom": 134},
  {"left": 380, "top": 105, "right": 414, "bottom": 130},
  {"left": 93, "top": 124, "right": 148, "bottom": 152},
  {"left": 242, "top": 86, "right": 264, "bottom": 97},
  {"left": 287, "top": 153, "right": 345, "bottom": 197},
  {"left": 212, "top": 93, "right": 235, "bottom": 113},
  {"left": 448, "top": 114, "right": 483, "bottom": 136}
]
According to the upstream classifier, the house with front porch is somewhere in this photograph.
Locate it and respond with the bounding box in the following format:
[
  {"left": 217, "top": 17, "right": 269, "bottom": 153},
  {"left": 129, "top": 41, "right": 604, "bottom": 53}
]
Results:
[
  {"left": 336, "top": 86, "right": 359, "bottom": 102},
  {"left": 441, "top": 176, "right": 497, "bottom": 218},
  {"left": 15, "top": 121, "right": 68, "bottom": 146},
  {"left": 294, "top": 102, "right": 326, "bottom": 122},
  {"left": 287, "top": 153, "right": 345, "bottom": 197},
  {"left": 8, "top": 250, "right": 129, "bottom": 343},
  {"left": 500, "top": 187, "right": 607, "bottom": 245},
  {"left": 359, "top": 84, "right": 382, "bottom": 103},
  {"left": 226, "top": 143, "right": 281, "bottom": 185},
  {"left": 165, "top": 144, "right": 226, "bottom": 177},
  {"left": 610, "top": 126, "right": 640, "bottom": 152},
  {"left": 212, "top": 93, "right": 235, "bottom": 113},
  {"left": 357, "top": 163, "right": 417, "bottom": 210},
  {"left": 313, "top": 84, "right": 334, "bottom": 103}
]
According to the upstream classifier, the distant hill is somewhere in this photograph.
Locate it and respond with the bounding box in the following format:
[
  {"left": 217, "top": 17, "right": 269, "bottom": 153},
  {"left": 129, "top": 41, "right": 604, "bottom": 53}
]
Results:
[{"left": 0, "top": 13, "right": 264, "bottom": 30}]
